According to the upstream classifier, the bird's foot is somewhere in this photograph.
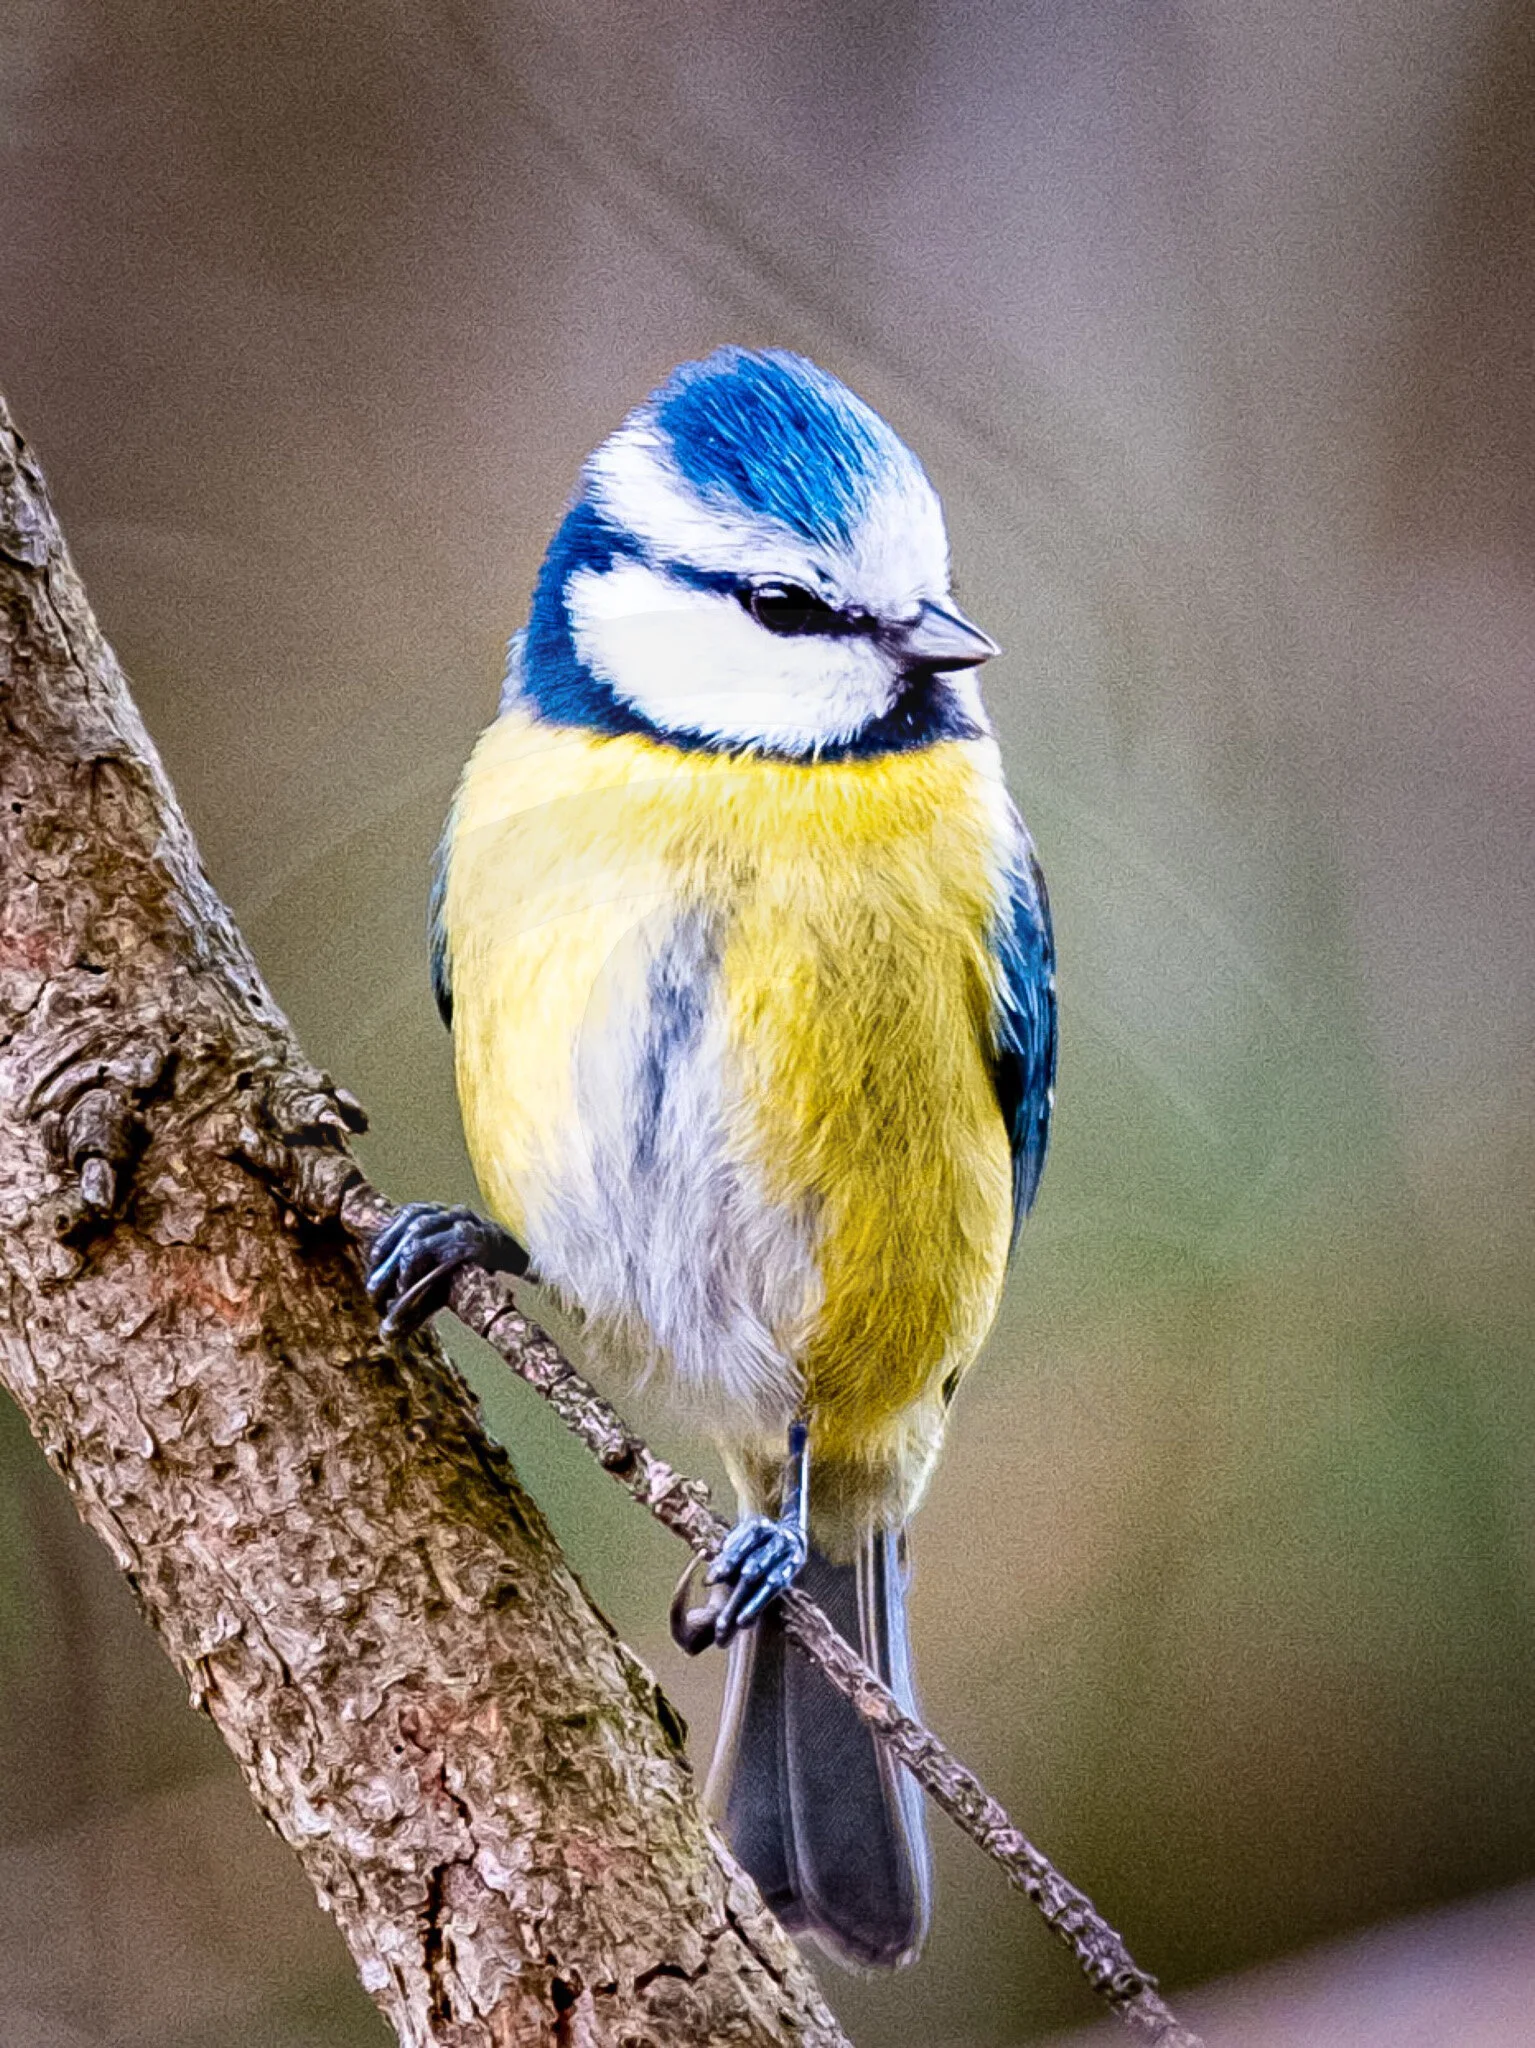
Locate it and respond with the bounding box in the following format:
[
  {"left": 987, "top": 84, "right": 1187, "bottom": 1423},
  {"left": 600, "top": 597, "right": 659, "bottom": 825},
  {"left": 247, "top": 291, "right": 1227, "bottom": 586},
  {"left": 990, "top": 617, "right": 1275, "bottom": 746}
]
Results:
[
  {"left": 670, "top": 1514, "right": 808, "bottom": 1652},
  {"left": 366, "top": 1201, "right": 529, "bottom": 1341}
]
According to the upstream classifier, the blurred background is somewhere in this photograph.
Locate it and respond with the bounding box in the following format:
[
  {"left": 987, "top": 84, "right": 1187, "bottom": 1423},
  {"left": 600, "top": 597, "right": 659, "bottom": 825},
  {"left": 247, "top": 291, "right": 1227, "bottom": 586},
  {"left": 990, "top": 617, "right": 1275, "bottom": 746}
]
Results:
[{"left": 1, "top": 1, "right": 1532, "bottom": 2042}]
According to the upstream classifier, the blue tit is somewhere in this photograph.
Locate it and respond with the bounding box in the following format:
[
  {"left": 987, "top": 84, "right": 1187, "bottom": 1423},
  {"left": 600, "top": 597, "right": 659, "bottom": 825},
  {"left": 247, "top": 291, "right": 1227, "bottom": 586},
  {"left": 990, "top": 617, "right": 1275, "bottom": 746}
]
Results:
[{"left": 368, "top": 348, "right": 1056, "bottom": 1972}]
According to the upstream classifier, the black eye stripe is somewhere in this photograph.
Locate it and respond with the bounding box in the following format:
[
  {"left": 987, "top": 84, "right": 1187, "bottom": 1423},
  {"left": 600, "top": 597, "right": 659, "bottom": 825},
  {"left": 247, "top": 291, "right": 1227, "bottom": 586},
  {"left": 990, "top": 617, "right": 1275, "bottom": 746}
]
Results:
[{"left": 739, "top": 582, "right": 873, "bottom": 638}]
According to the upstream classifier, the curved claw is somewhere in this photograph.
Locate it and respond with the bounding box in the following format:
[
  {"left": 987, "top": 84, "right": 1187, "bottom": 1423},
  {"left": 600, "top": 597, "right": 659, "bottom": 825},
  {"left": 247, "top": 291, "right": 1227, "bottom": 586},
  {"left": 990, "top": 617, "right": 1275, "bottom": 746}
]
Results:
[
  {"left": 670, "top": 1557, "right": 728, "bottom": 1656},
  {"left": 366, "top": 1203, "right": 529, "bottom": 1343},
  {"left": 703, "top": 1514, "right": 808, "bottom": 1647}
]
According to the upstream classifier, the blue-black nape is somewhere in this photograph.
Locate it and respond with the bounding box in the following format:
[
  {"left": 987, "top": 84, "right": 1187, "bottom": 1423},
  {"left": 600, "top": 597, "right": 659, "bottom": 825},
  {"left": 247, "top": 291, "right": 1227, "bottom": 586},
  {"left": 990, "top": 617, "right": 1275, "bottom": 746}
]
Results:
[{"left": 650, "top": 349, "right": 895, "bottom": 551}]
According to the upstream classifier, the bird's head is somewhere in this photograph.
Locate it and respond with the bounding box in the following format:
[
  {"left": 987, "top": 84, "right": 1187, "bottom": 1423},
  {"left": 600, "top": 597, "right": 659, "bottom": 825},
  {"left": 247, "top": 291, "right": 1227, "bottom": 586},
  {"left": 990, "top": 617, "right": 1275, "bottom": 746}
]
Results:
[{"left": 519, "top": 348, "right": 998, "bottom": 758}]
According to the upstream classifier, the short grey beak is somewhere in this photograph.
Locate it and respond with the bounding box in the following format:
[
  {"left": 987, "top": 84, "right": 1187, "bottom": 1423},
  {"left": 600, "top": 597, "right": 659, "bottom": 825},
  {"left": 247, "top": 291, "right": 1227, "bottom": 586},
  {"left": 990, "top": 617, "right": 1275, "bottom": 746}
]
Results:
[{"left": 889, "top": 599, "right": 1000, "bottom": 672}]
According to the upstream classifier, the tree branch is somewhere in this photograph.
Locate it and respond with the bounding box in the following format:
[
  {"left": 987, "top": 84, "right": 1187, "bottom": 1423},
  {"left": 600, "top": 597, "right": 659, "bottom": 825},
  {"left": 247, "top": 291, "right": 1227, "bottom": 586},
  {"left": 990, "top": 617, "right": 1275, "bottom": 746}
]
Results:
[{"left": 0, "top": 395, "right": 850, "bottom": 2046}]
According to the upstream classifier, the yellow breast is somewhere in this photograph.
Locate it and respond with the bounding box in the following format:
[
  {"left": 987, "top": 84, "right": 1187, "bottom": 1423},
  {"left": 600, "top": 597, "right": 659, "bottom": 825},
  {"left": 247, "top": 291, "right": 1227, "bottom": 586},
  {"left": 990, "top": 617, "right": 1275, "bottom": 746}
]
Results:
[{"left": 443, "top": 706, "right": 1014, "bottom": 1471}]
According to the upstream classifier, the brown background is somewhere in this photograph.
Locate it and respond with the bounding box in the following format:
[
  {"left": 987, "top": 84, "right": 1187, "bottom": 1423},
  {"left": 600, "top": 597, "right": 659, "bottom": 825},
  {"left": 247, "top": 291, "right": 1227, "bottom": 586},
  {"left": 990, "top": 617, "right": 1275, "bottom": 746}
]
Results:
[{"left": 1, "top": 2, "right": 1532, "bottom": 2042}]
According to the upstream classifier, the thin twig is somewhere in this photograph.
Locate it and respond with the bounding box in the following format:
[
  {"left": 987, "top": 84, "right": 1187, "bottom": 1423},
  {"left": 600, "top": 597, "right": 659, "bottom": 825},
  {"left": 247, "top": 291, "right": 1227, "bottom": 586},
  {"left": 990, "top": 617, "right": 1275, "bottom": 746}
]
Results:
[{"left": 329, "top": 1173, "right": 1204, "bottom": 2047}]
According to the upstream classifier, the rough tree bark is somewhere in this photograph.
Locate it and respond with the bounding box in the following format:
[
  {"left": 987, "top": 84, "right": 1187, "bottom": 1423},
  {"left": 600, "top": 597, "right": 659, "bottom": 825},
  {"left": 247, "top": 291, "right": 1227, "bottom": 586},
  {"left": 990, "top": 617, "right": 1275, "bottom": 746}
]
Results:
[{"left": 0, "top": 396, "right": 853, "bottom": 2046}]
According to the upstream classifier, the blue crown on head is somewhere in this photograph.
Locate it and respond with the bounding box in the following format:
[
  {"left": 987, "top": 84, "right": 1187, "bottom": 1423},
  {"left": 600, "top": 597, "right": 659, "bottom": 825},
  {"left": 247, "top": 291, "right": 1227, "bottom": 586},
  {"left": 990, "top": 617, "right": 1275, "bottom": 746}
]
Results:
[{"left": 646, "top": 349, "right": 901, "bottom": 550}]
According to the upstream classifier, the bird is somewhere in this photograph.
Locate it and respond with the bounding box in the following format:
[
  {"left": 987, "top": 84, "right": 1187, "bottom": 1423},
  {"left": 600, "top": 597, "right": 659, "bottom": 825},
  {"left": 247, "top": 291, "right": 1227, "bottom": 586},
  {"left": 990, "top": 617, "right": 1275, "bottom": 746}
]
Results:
[{"left": 366, "top": 347, "right": 1056, "bottom": 1972}]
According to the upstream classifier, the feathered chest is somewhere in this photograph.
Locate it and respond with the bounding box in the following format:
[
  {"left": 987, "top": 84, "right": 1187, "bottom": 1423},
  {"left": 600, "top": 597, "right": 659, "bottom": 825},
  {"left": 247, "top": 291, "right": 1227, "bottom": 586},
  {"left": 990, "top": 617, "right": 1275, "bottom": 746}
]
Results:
[{"left": 441, "top": 705, "right": 1017, "bottom": 1436}]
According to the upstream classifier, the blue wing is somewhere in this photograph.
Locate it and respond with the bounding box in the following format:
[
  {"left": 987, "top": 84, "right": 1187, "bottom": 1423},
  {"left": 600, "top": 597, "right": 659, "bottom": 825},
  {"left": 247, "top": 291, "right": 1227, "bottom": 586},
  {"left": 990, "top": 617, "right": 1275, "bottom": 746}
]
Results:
[{"left": 991, "top": 840, "right": 1057, "bottom": 1250}]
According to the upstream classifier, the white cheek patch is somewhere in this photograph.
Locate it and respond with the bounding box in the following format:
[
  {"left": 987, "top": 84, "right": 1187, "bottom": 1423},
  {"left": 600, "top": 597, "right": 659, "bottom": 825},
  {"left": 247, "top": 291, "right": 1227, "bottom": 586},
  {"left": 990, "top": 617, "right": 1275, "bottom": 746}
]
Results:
[{"left": 567, "top": 559, "right": 898, "bottom": 752}]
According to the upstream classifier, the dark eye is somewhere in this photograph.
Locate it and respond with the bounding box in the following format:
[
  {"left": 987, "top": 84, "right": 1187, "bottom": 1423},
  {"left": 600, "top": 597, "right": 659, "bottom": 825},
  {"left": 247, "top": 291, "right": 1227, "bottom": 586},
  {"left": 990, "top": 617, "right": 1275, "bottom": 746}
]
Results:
[{"left": 743, "top": 582, "right": 841, "bottom": 636}]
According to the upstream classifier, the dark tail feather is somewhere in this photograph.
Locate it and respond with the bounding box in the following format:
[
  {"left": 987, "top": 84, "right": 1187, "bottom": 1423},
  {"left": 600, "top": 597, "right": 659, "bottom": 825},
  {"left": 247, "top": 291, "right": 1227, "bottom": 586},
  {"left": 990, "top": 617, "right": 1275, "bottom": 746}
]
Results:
[{"left": 708, "top": 1530, "right": 931, "bottom": 1971}]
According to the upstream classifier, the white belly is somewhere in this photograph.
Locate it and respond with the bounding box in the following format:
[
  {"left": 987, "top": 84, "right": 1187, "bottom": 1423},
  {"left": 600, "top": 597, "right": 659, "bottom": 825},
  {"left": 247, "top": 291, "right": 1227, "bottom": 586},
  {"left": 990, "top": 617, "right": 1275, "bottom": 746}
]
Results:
[{"left": 507, "top": 902, "right": 818, "bottom": 1435}]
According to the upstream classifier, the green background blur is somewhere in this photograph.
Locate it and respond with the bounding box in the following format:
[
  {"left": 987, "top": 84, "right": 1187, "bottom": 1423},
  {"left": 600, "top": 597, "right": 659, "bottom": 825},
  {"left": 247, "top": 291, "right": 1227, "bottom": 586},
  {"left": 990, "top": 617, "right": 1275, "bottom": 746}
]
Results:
[{"left": 1, "top": 2, "right": 1531, "bottom": 2042}]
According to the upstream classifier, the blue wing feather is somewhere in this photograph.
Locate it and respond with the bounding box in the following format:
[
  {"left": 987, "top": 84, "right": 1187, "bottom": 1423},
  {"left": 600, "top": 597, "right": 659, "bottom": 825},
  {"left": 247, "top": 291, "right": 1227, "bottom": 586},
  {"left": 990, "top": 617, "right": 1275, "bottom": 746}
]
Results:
[{"left": 991, "top": 841, "right": 1056, "bottom": 1249}]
